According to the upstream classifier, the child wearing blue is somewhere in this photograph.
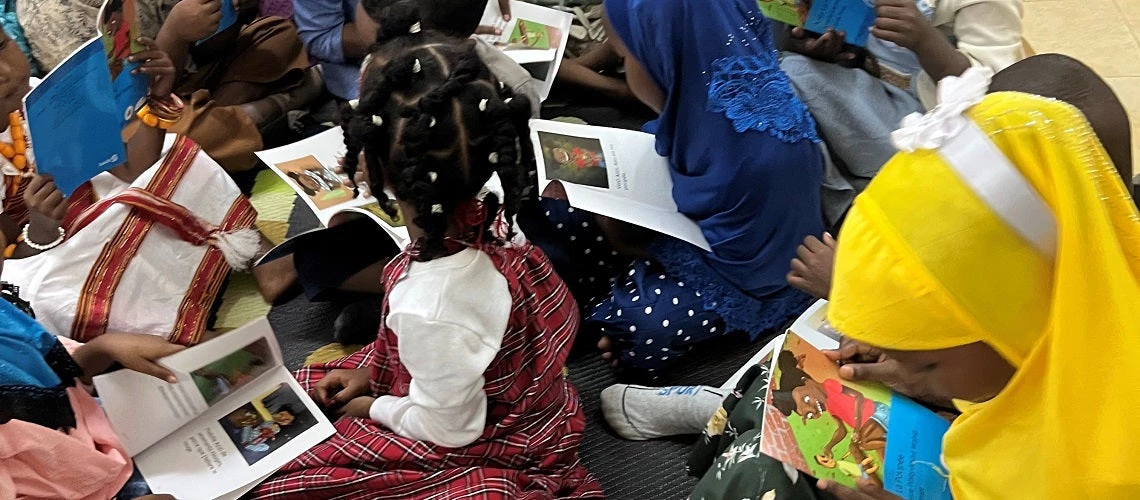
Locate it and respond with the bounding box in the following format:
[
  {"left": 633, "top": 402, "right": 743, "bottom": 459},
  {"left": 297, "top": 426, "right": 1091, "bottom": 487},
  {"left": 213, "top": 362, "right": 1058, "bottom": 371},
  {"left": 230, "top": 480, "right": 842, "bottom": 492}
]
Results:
[{"left": 539, "top": 0, "right": 825, "bottom": 376}]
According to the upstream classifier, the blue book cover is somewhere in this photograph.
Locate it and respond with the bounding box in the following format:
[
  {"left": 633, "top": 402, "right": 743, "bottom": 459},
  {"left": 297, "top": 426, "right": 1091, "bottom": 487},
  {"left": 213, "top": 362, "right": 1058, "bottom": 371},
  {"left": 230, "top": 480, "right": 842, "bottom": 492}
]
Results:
[
  {"left": 803, "top": 0, "right": 878, "bottom": 47},
  {"left": 760, "top": 332, "right": 952, "bottom": 500},
  {"left": 23, "top": 38, "right": 127, "bottom": 195}
]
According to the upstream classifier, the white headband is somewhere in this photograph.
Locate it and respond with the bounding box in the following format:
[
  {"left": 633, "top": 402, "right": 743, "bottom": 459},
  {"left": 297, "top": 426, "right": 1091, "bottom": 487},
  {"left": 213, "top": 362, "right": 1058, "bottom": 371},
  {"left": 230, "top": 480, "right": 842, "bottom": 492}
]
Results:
[{"left": 891, "top": 67, "right": 1057, "bottom": 259}]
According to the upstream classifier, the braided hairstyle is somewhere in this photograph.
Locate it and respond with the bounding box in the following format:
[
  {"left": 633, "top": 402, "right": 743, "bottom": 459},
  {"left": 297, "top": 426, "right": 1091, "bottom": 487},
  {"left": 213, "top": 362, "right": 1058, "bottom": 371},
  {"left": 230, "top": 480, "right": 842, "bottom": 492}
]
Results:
[{"left": 341, "top": 2, "right": 535, "bottom": 260}]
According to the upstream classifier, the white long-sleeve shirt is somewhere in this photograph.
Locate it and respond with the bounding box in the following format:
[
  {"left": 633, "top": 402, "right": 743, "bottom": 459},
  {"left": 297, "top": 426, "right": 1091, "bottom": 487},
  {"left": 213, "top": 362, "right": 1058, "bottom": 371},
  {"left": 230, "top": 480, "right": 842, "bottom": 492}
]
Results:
[
  {"left": 369, "top": 248, "right": 511, "bottom": 448},
  {"left": 915, "top": 0, "right": 1024, "bottom": 108}
]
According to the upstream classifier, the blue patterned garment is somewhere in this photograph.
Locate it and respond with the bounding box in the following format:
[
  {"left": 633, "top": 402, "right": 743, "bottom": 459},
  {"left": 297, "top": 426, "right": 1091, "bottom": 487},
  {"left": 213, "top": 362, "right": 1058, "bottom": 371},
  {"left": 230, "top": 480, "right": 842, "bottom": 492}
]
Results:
[{"left": 597, "top": 0, "right": 822, "bottom": 351}]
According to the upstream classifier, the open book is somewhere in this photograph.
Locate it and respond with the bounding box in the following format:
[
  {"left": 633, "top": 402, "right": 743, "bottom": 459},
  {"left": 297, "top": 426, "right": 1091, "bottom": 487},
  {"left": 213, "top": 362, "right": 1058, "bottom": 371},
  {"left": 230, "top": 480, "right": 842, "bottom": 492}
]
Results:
[
  {"left": 479, "top": 0, "right": 572, "bottom": 100},
  {"left": 529, "top": 119, "right": 711, "bottom": 251},
  {"left": 756, "top": 0, "right": 877, "bottom": 47},
  {"left": 750, "top": 326, "right": 952, "bottom": 500},
  {"left": 93, "top": 318, "right": 335, "bottom": 498},
  {"left": 22, "top": 0, "right": 150, "bottom": 194},
  {"left": 254, "top": 126, "right": 410, "bottom": 262}
]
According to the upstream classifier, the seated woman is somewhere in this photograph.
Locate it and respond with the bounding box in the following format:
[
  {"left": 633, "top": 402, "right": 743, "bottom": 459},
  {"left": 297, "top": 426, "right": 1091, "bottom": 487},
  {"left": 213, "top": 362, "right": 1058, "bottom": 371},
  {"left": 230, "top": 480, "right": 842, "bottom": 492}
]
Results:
[
  {"left": 18, "top": 0, "right": 319, "bottom": 172},
  {"left": 539, "top": 0, "right": 824, "bottom": 376}
]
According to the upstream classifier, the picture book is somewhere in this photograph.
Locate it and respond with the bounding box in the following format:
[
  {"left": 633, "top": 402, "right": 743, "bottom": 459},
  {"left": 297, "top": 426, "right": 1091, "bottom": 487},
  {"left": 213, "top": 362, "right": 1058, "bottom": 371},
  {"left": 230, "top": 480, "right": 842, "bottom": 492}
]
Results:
[
  {"left": 529, "top": 119, "right": 711, "bottom": 251},
  {"left": 22, "top": 0, "right": 149, "bottom": 194},
  {"left": 756, "top": 0, "right": 877, "bottom": 47},
  {"left": 760, "top": 332, "right": 952, "bottom": 500},
  {"left": 478, "top": 0, "right": 572, "bottom": 100},
  {"left": 254, "top": 126, "right": 410, "bottom": 256},
  {"left": 720, "top": 300, "right": 838, "bottom": 390},
  {"left": 93, "top": 318, "right": 336, "bottom": 499}
]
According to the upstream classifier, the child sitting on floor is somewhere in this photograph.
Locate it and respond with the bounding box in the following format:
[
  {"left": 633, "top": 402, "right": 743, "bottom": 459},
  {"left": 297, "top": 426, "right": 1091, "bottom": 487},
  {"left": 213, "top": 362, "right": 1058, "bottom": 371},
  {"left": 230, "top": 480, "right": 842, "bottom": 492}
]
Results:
[
  {"left": 538, "top": 0, "right": 824, "bottom": 377},
  {"left": 248, "top": 9, "right": 600, "bottom": 498},
  {"left": 253, "top": 0, "right": 543, "bottom": 344},
  {"left": 782, "top": 0, "right": 1024, "bottom": 222},
  {"left": 786, "top": 53, "right": 1134, "bottom": 301},
  {"left": 0, "top": 31, "right": 176, "bottom": 259}
]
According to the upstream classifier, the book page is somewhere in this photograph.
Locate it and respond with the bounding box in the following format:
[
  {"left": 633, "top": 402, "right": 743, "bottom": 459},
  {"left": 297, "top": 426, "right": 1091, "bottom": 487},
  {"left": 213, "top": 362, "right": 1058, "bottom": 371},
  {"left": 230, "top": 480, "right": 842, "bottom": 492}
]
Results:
[
  {"left": 478, "top": 1, "right": 572, "bottom": 100},
  {"left": 94, "top": 318, "right": 285, "bottom": 456},
  {"left": 529, "top": 119, "right": 711, "bottom": 251},
  {"left": 254, "top": 126, "right": 409, "bottom": 246},
  {"left": 134, "top": 367, "right": 335, "bottom": 498},
  {"left": 760, "top": 333, "right": 952, "bottom": 499},
  {"left": 756, "top": 0, "right": 810, "bottom": 27}
]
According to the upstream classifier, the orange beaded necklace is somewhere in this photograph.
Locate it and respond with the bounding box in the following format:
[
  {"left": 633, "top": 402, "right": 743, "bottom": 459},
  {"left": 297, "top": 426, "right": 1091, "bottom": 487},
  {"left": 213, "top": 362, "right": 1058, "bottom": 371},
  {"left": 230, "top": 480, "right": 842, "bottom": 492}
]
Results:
[{"left": 1, "top": 111, "right": 29, "bottom": 199}]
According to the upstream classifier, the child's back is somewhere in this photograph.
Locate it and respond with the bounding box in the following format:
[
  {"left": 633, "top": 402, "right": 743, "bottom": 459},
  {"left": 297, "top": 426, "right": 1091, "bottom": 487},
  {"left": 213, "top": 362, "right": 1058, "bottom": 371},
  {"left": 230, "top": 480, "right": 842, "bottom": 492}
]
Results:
[{"left": 251, "top": 6, "right": 600, "bottom": 498}]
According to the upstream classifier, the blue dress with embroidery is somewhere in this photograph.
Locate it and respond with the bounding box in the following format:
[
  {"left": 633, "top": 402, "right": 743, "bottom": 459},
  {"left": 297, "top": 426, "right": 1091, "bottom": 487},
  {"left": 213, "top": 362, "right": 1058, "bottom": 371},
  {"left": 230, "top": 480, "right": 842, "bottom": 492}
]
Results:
[{"left": 532, "top": 0, "right": 823, "bottom": 373}]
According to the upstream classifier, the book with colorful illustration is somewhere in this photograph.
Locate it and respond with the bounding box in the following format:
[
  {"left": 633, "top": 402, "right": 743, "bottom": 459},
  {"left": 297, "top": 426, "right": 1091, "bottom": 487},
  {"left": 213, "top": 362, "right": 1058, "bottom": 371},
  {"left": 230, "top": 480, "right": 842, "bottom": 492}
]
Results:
[
  {"left": 528, "top": 119, "right": 711, "bottom": 252},
  {"left": 756, "top": 0, "right": 878, "bottom": 47},
  {"left": 478, "top": 0, "right": 572, "bottom": 100},
  {"left": 93, "top": 318, "right": 336, "bottom": 499},
  {"left": 253, "top": 126, "right": 410, "bottom": 264},
  {"left": 759, "top": 331, "right": 952, "bottom": 499},
  {"left": 22, "top": 0, "right": 150, "bottom": 194}
]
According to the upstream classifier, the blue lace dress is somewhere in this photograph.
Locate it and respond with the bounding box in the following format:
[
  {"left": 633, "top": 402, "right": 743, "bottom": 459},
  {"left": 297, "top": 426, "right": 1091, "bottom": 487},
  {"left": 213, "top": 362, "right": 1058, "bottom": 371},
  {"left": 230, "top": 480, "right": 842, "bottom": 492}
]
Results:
[{"left": 533, "top": 9, "right": 823, "bottom": 375}]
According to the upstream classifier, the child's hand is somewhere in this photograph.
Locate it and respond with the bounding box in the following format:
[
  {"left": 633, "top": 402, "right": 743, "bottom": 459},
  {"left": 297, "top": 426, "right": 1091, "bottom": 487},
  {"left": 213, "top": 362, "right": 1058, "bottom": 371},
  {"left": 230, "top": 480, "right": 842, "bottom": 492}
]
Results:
[
  {"left": 165, "top": 0, "right": 223, "bottom": 42},
  {"left": 817, "top": 478, "right": 902, "bottom": 500},
  {"left": 312, "top": 368, "right": 371, "bottom": 407},
  {"left": 90, "top": 333, "right": 187, "bottom": 382},
  {"left": 337, "top": 395, "right": 376, "bottom": 419},
  {"left": 871, "top": 0, "right": 938, "bottom": 52},
  {"left": 23, "top": 173, "right": 67, "bottom": 242},
  {"left": 787, "top": 233, "right": 835, "bottom": 299},
  {"left": 785, "top": 28, "right": 856, "bottom": 63},
  {"left": 129, "top": 38, "right": 177, "bottom": 97}
]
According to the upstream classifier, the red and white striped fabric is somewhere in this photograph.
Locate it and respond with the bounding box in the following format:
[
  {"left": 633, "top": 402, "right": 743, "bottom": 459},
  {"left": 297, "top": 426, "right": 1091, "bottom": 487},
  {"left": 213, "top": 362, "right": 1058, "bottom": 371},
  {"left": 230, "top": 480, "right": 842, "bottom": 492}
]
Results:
[
  {"left": 4, "top": 136, "right": 258, "bottom": 345},
  {"left": 251, "top": 241, "right": 603, "bottom": 500}
]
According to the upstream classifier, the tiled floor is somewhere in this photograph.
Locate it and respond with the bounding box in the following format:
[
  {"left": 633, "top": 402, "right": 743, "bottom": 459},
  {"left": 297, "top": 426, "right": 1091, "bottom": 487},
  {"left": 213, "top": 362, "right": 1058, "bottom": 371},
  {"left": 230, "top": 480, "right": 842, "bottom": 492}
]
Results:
[{"left": 1023, "top": 0, "right": 1140, "bottom": 173}]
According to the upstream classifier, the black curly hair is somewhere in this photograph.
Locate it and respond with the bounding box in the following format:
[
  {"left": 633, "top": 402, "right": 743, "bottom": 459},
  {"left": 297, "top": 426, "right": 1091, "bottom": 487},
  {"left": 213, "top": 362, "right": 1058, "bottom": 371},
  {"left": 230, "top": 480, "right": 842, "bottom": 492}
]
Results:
[
  {"left": 341, "top": 2, "right": 535, "bottom": 260},
  {"left": 360, "top": 0, "right": 488, "bottom": 38}
]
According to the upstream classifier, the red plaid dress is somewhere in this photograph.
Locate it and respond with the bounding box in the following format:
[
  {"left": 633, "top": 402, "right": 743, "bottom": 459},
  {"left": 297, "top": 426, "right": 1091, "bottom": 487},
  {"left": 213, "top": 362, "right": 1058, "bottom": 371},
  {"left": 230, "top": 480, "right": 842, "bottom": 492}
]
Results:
[{"left": 252, "top": 240, "right": 603, "bottom": 499}]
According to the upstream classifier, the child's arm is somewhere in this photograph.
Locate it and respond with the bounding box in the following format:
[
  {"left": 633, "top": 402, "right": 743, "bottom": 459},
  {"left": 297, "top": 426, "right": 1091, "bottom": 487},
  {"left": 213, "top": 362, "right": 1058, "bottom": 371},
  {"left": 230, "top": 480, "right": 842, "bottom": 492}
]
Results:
[
  {"left": 155, "top": 0, "right": 223, "bottom": 78},
  {"left": 114, "top": 38, "right": 178, "bottom": 184},
  {"left": 874, "top": 0, "right": 1022, "bottom": 99},
  {"left": 872, "top": 0, "right": 969, "bottom": 82},
  {"left": 71, "top": 333, "right": 187, "bottom": 383}
]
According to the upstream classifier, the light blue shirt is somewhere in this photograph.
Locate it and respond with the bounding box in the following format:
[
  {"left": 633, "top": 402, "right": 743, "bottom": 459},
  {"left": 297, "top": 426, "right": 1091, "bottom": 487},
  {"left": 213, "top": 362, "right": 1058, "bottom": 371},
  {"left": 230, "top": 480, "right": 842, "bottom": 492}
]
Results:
[{"left": 293, "top": 0, "right": 360, "bottom": 99}]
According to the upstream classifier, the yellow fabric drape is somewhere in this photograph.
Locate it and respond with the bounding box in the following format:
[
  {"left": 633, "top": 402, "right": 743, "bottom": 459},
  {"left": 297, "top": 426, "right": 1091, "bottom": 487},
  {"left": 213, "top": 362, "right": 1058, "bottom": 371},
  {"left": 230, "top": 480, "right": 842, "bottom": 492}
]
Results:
[{"left": 828, "top": 92, "right": 1140, "bottom": 498}]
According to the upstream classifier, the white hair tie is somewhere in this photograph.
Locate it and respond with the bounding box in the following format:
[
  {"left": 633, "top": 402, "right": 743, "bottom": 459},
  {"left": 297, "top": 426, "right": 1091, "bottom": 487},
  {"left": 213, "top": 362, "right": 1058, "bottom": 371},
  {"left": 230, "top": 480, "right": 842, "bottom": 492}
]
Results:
[
  {"left": 479, "top": 99, "right": 489, "bottom": 111},
  {"left": 428, "top": 116, "right": 437, "bottom": 128},
  {"left": 409, "top": 22, "right": 422, "bottom": 34},
  {"left": 412, "top": 59, "right": 422, "bottom": 74},
  {"left": 348, "top": 99, "right": 359, "bottom": 110},
  {"left": 488, "top": 152, "right": 499, "bottom": 164},
  {"left": 431, "top": 204, "right": 443, "bottom": 214},
  {"left": 428, "top": 171, "right": 438, "bottom": 182},
  {"left": 372, "top": 115, "right": 383, "bottom": 126}
]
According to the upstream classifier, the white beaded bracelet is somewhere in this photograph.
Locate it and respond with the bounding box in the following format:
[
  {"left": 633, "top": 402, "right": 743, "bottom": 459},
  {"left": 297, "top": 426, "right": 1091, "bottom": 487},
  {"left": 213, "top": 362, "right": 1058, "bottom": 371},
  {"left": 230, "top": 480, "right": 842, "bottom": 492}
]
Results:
[{"left": 21, "top": 224, "right": 65, "bottom": 251}]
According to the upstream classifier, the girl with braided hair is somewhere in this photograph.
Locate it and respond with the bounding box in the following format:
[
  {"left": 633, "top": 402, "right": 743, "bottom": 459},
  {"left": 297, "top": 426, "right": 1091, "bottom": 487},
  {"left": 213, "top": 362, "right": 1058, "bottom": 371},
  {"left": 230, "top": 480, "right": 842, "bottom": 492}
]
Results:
[{"left": 250, "top": 9, "right": 601, "bottom": 500}]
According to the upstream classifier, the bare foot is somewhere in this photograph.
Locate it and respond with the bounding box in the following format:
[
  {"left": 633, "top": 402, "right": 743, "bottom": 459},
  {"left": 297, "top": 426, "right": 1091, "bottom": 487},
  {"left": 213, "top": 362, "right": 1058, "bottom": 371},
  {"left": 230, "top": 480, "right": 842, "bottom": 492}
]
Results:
[
  {"left": 252, "top": 254, "right": 300, "bottom": 303},
  {"left": 597, "top": 335, "right": 619, "bottom": 367},
  {"left": 787, "top": 233, "right": 836, "bottom": 299}
]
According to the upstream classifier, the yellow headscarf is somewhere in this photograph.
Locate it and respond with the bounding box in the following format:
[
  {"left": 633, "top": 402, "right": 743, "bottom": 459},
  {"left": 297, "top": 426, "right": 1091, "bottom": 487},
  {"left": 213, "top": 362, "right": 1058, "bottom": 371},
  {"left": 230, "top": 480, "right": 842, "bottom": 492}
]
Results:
[{"left": 828, "top": 74, "right": 1140, "bottom": 497}]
